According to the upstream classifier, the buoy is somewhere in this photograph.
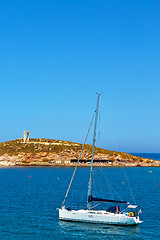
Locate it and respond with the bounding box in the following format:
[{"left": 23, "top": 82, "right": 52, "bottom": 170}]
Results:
[
  {"left": 29, "top": 176, "right": 31, "bottom": 178},
  {"left": 149, "top": 171, "right": 152, "bottom": 173},
  {"left": 122, "top": 182, "right": 124, "bottom": 184},
  {"left": 57, "top": 178, "right": 59, "bottom": 180}
]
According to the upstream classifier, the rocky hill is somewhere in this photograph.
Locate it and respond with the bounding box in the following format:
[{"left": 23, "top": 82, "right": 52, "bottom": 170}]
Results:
[{"left": 0, "top": 138, "right": 159, "bottom": 167}]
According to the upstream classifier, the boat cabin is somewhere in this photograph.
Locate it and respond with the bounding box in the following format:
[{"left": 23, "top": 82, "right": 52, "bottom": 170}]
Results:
[{"left": 107, "top": 206, "right": 120, "bottom": 214}]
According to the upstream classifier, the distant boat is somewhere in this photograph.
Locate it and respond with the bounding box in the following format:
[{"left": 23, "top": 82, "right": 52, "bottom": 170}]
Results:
[{"left": 59, "top": 94, "right": 142, "bottom": 225}]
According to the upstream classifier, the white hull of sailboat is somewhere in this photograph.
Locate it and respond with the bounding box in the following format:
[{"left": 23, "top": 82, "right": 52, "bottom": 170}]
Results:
[{"left": 59, "top": 208, "right": 142, "bottom": 226}]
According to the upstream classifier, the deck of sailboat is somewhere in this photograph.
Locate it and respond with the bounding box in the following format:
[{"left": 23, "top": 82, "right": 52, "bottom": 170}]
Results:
[
  {"left": 60, "top": 208, "right": 134, "bottom": 216},
  {"left": 59, "top": 207, "right": 142, "bottom": 225},
  {"left": 60, "top": 209, "right": 125, "bottom": 214}
]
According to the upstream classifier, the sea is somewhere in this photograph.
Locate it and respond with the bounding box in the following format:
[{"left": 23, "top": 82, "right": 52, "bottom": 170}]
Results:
[
  {"left": 0, "top": 153, "right": 160, "bottom": 240},
  {"left": 131, "top": 153, "right": 160, "bottom": 161}
]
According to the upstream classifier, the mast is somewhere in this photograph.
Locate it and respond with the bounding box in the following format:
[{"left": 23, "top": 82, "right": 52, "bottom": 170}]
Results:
[{"left": 87, "top": 94, "right": 100, "bottom": 210}]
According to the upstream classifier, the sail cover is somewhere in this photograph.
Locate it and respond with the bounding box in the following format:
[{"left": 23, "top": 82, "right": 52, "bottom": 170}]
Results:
[{"left": 88, "top": 195, "right": 129, "bottom": 204}]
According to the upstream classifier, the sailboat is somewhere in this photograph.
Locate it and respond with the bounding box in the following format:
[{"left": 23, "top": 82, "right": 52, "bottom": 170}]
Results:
[{"left": 59, "top": 94, "right": 142, "bottom": 225}]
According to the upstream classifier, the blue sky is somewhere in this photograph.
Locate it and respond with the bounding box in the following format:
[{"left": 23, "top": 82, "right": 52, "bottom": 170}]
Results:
[{"left": 0, "top": 0, "right": 160, "bottom": 153}]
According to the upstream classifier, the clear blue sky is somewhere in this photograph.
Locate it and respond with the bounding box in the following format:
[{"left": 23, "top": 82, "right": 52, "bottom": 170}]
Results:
[{"left": 0, "top": 0, "right": 160, "bottom": 153}]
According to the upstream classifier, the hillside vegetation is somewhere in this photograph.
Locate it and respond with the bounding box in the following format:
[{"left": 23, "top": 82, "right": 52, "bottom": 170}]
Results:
[{"left": 0, "top": 138, "right": 159, "bottom": 167}]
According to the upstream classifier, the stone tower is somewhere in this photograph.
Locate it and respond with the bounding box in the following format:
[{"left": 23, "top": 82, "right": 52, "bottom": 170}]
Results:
[{"left": 24, "top": 131, "right": 29, "bottom": 143}]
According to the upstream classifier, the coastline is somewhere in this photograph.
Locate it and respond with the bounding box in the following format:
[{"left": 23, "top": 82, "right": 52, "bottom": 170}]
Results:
[
  {"left": 0, "top": 139, "right": 160, "bottom": 168},
  {"left": 0, "top": 161, "right": 160, "bottom": 168}
]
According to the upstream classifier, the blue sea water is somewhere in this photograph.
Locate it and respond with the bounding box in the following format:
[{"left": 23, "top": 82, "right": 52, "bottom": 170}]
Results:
[
  {"left": 0, "top": 164, "right": 160, "bottom": 239},
  {"left": 131, "top": 153, "right": 160, "bottom": 161}
]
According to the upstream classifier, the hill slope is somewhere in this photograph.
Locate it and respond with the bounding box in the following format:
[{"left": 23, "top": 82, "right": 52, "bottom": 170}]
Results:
[{"left": 0, "top": 138, "right": 159, "bottom": 167}]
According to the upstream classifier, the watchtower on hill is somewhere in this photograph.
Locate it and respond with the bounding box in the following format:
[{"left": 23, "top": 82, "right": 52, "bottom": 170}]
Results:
[{"left": 24, "top": 131, "right": 29, "bottom": 143}]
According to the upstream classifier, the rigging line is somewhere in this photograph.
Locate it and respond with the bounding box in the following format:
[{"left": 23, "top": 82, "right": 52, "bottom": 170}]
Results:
[
  {"left": 95, "top": 167, "right": 105, "bottom": 200},
  {"left": 101, "top": 99, "right": 136, "bottom": 205},
  {"left": 95, "top": 109, "right": 122, "bottom": 201},
  {"left": 90, "top": 202, "right": 102, "bottom": 209},
  {"left": 121, "top": 206, "right": 129, "bottom": 213},
  {"left": 122, "top": 168, "right": 136, "bottom": 205},
  {"left": 97, "top": 109, "right": 101, "bottom": 143},
  {"left": 99, "top": 166, "right": 123, "bottom": 201},
  {"left": 101, "top": 99, "right": 118, "bottom": 152},
  {"left": 99, "top": 167, "right": 114, "bottom": 200},
  {"left": 61, "top": 111, "right": 96, "bottom": 208},
  {"left": 92, "top": 171, "right": 96, "bottom": 208},
  {"left": 95, "top": 111, "right": 116, "bottom": 201}
]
